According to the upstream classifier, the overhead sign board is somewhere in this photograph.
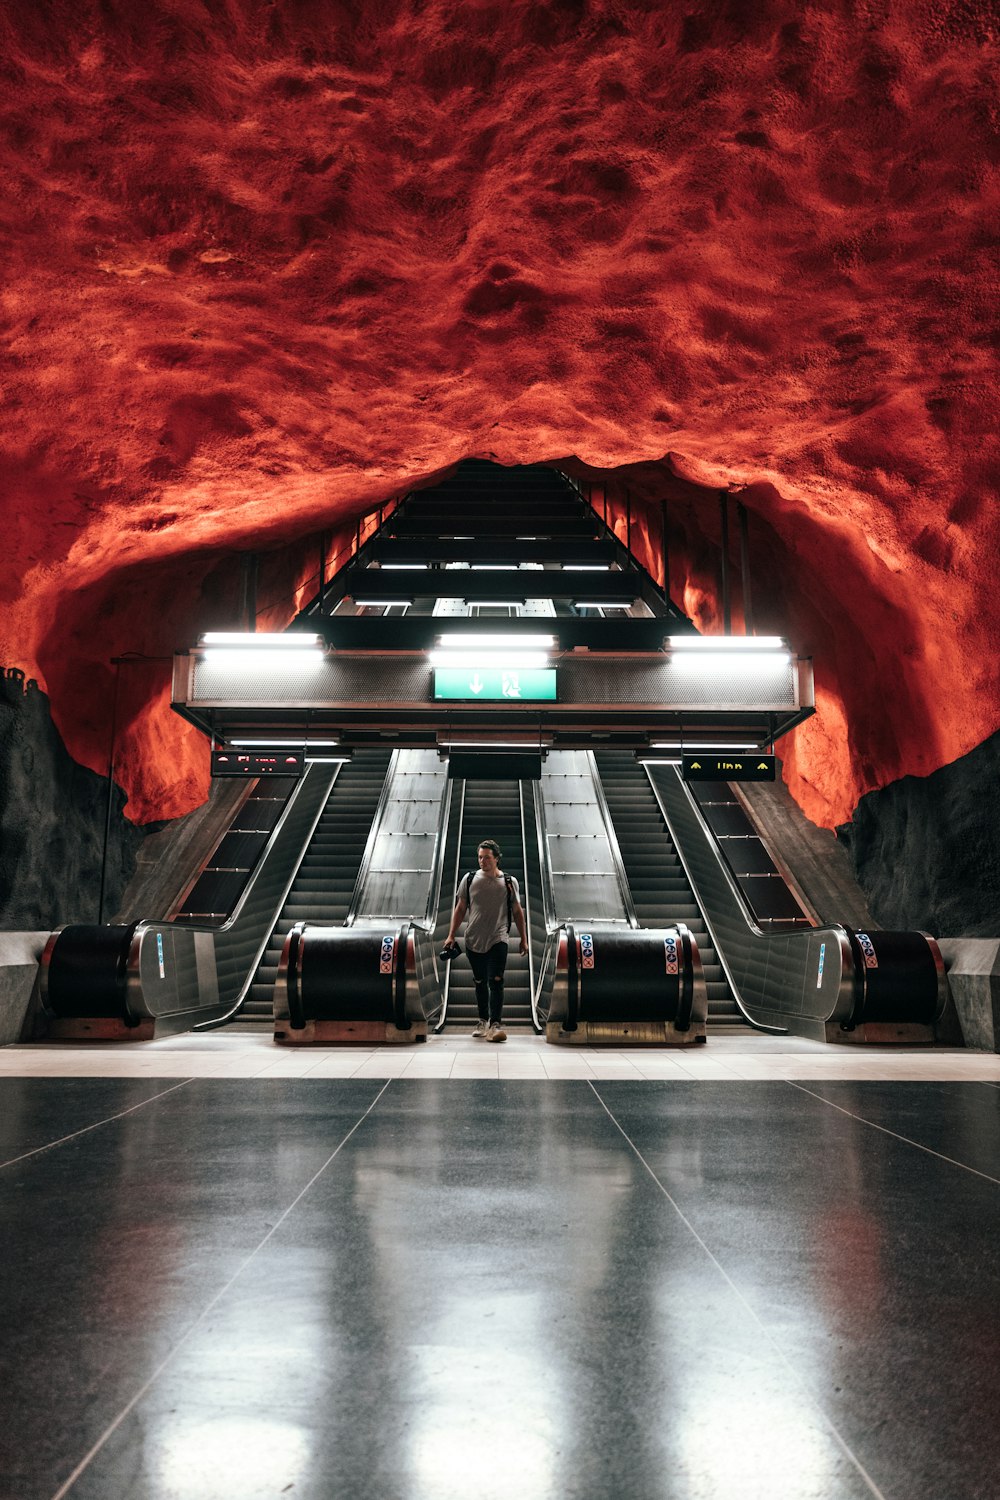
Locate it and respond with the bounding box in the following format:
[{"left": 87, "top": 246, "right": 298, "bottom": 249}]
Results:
[
  {"left": 433, "top": 668, "right": 557, "bottom": 701},
  {"left": 212, "top": 750, "right": 304, "bottom": 778},
  {"left": 447, "top": 752, "right": 543, "bottom": 781},
  {"left": 682, "top": 753, "right": 775, "bottom": 783}
]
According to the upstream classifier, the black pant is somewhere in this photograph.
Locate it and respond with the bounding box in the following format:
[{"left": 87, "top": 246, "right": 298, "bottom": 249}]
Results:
[{"left": 467, "top": 942, "right": 508, "bottom": 1023}]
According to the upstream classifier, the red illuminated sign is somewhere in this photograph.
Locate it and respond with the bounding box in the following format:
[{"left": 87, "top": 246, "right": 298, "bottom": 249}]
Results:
[{"left": 211, "top": 750, "right": 304, "bottom": 778}]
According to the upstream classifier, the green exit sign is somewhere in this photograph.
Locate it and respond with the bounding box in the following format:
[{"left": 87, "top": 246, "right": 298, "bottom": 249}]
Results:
[
  {"left": 433, "top": 667, "right": 557, "bottom": 701},
  {"left": 682, "top": 754, "right": 775, "bottom": 782}
]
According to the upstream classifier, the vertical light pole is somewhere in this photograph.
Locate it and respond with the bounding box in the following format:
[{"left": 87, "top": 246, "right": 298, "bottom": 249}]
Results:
[
  {"left": 660, "top": 498, "right": 670, "bottom": 603},
  {"left": 737, "top": 500, "right": 754, "bottom": 635},
  {"left": 718, "top": 491, "right": 732, "bottom": 634},
  {"left": 97, "top": 657, "right": 123, "bottom": 925}
]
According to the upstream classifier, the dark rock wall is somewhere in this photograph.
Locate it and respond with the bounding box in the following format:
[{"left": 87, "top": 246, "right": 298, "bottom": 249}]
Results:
[
  {"left": 0, "top": 667, "right": 144, "bottom": 928},
  {"left": 838, "top": 728, "right": 1000, "bottom": 938}
]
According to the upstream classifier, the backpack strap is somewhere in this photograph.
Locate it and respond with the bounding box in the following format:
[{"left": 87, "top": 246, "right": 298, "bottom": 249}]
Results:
[{"left": 462, "top": 872, "right": 473, "bottom": 905}]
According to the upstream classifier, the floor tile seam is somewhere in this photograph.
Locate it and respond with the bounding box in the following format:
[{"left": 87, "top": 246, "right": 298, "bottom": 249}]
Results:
[
  {"left": 586, "top": 1080, "right": 890, "bottom": 1500},
  {"left": 785, "top": 1080, "right": 1000, "bottom": 1188},
  {"left": 0, "top": 1079, "right": 196, "bottom": 1172},
  {"left": 44, "top": 1077, "right": 394, "bottom": 1500}
]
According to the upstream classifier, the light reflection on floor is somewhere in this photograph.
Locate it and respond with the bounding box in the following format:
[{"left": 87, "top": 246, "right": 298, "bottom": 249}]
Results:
[{"left": 0, "top": 1032, "right": 997, "bottom": 1080}]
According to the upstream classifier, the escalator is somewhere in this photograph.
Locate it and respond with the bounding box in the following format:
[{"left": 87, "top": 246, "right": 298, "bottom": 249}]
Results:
[
  {"left": 441, "top": 779, "right": 533, "bottom": 1031},
  {"left": 233, "top": 749, "right": 393, "bottom": 1026},
  {"left": 593, "top": 751, "right": 743, "bottom": 1027},
  {"left": 644, "top": 763, "right": 948, "bottom": 1041}
]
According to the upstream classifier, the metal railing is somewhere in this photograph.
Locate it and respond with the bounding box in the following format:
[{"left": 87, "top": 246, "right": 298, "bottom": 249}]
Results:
[{"left": 644, "top": 764, "right": 856, "bottom": 1036}]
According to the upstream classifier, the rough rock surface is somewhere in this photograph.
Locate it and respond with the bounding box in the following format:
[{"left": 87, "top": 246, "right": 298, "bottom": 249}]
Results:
[
  {"left": 0, "top": 0, "right": 998, "bottom": 838},
  {"left": 838, "top": 728, "right": 1000, "bottom": 938},
  {"left": 0, "top": 669, "right": 145, "bottom": 927}
]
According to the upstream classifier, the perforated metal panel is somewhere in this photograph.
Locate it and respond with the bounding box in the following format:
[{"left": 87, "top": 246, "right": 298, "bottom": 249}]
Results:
[
  {"left": 540, "top": 752, "right": 630, "bottom": 923},
  {"left": 188, "top": 651, "right": 798, "bottom": 711},
  {"left": 557, "top": 657, "right": 797, "bottom": 708},
  {"left": 353, "top": 750, "right": 449, "bottom": 922},
  {"left": 193, "top": 656, "right": 432, "bottom": 706}
]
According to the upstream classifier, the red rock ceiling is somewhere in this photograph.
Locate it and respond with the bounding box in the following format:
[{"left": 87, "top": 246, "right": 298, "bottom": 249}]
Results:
[{"left": 1, "top": 1, "right": 998, "bottom": 827}]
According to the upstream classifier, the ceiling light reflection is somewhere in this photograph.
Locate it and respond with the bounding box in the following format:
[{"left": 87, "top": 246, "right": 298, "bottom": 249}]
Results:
[{"left": 156, "top": 1416, "right": 312, "bottom": 1498}]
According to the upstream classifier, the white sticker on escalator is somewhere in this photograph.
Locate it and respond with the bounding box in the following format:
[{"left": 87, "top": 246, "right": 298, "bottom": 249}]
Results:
[
  {"left": 379, "top": 935, "right": 395, "bottom": 974},
  {"left": 664, "top": 936, "right": 679, "bottom": 976},
  {"left": 580, "top": 933, "right": 594, "bottom": 969},
  {"left": 816, "top": 941, "right": 826, "bottom": 989},
  {"left": 156, "top": 932, "right": 166, "bottom": 979}
]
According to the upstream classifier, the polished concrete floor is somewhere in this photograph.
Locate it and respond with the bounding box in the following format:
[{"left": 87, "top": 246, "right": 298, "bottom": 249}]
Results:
[{"left": 2, "top": 1040, "right": 999, "bottom": 1499}]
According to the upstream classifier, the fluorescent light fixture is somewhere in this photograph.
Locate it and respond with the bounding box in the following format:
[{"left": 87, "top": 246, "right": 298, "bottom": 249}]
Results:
[
  {"left": 574, "top": 565, "right": 613, "bottom": 572},
  {"left": 429, "top": 650, "right": 550, "bottom": 670},
  {"left": 307, "top": 755, "right": 353, "bottom": 763},
  {"left": 436, "top": 633, "right": 556, "bottom": 649},
  {"left": 200, "top": 632, "right": 325, "bottom": 650},
  {"left": 382, "top": 564, "right": 428, "bottom": 570},
  {"left": 352, "top": 600, "right": 413, "bottom": 608},
  {"left": 667, "top": 635, "right": 786, "bottom": 650},
  {"left": 462, "top": 602, "right": 525, "bottom": 609},
  {"left": 636, "top": 756, "right": 682, "bottom": 766},
  {"left": 575, "top": 602, "right": 631, "bottom": 610},
  {"left": 231, "top": 738, "right": 339, "bottom": 747},
  {"left": 650, "top": 741, "right": 759, "bottom": 751},
  {"left": 470, "top": 565, "right": 518, "bottom": 571}
]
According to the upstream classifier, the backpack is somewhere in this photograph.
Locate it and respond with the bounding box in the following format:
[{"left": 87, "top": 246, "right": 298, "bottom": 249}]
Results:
[{"left": 462, "top": 870, "right": 514, "bottom": 934}]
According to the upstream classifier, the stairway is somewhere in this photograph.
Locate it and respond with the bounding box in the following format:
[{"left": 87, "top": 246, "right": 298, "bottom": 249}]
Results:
[
  {"left": 230, "top": 750, "right": 393, "bottom": 1026},
  {"left": 443, "top": 779, "right": 533, "bottom": 1031},
  {"left": 593, "top": 751, "right": 745, "bottom": 1027}
]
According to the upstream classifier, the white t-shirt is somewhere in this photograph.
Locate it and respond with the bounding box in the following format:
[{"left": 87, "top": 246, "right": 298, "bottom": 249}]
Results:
[{"left": 463, "top": 869, "right": 520, "bottom": 952}]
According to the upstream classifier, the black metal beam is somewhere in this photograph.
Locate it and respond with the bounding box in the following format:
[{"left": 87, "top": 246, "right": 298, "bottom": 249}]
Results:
[
  {"left": 310, "top": 616, "right": 692, "bottom": 651},
  {"left": 338, "top": 566, "right": 643, "bottom": 603}
]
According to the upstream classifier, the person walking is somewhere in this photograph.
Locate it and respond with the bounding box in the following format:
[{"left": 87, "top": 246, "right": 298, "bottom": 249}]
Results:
[{"left": 444, "top": 839, "right": 527, "bottom": 1042}]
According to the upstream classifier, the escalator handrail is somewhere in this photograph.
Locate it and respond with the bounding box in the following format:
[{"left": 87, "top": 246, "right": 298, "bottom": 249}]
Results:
[
  {"left": 532, "top": 775, "right": 558, "bottom": 932},
  {"left": 643, "top": 765, "right": 789, "bottom": 1033},
  {"left": 436, "top": 778, "right": 467, "bottom": 1032},
  {"left": 518, "top": 779, "right": 544, "bottom": 1032},
  {"left": 531, "top": 927, "right": 560, "bottom": 1028},
  {"left": 645, "top": 765, "right": 859, "bottom": 1033},
  {"left": 423, "top": 760, "right": 457, "bottom": 931},
  {"left": 585, "top": 750, "right": 640, "bottom": 929},
  {"left": 189, "top": 761, "right": 343, "bottom": 1026}
]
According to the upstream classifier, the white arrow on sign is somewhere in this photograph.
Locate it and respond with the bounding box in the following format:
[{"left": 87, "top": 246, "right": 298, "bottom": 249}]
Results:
[{"left": 469, "top": 674, "right": 483, "bottom": 694}]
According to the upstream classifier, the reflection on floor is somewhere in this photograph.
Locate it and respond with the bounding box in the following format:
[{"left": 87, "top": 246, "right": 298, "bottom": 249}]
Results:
[
  {"left": 1, "top": 1031, "right": 999, "bottom": 1080},
  {"left": 2, "top": 1057, "right": 999, "bottom": 1498}
]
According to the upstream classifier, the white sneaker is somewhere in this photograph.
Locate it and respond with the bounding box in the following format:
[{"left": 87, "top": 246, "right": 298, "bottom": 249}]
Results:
[
  {"left": 486, "top": 1023, "right": 507, "bottom": 1043},
  {"left": 472, "top": 1019, "right": 489, "bottom": 1038}
]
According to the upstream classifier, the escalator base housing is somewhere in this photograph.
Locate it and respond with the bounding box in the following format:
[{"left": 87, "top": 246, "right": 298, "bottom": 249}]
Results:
[
  {"left": 827, "top": 1021, "right": 938, "bottom": 1046},
  {"left": 43, "top": 1016, "right": 156, "bottom": 1043},
  {"left": 274, "top": 1019, "right": 428, "bottom": 1046},
  {"left": 546, "top": 1019, "right": 706, "bottom": 1047}
]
